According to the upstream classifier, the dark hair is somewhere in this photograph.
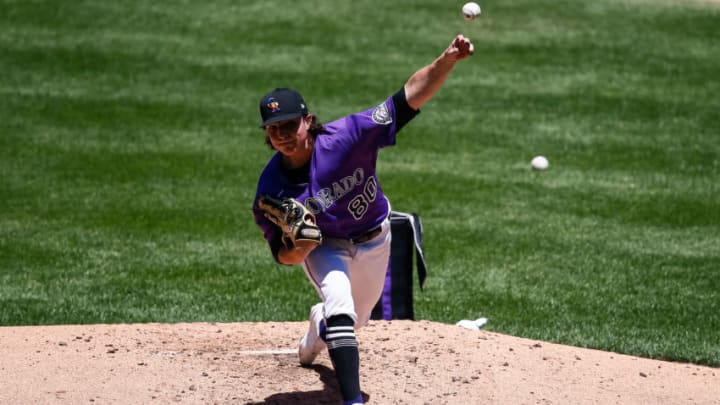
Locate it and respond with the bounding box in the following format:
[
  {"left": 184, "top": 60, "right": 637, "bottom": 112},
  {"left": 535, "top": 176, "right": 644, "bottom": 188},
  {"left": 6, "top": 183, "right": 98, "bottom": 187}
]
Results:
[{"left": 264, "top": 114, "right": 325, "bottom": 149}]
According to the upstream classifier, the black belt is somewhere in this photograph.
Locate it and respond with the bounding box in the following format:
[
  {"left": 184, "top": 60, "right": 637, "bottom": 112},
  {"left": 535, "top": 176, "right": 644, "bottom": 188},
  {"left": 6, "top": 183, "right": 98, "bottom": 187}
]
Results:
[{"left": 350, "top": 225, "right": 382, "bottom": 244}]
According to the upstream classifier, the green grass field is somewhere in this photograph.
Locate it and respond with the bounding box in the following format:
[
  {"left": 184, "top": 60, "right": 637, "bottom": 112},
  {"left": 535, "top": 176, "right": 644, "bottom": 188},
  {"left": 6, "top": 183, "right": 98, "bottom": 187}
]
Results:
[{"left": 1, "top": 0, "right": 719, "bottom": 366}]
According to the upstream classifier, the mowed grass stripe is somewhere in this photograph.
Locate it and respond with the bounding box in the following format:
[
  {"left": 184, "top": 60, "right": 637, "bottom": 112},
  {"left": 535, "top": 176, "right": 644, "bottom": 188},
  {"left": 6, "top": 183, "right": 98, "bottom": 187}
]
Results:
[{"left": 0, "top": 0, "right": 718, "bottom": 365}]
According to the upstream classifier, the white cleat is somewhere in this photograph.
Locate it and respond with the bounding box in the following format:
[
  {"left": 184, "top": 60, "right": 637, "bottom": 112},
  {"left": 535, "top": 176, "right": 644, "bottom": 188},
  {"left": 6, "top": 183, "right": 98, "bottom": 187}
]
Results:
[{"left": 298, "top": 303, "right": 326, "bottom": 366}]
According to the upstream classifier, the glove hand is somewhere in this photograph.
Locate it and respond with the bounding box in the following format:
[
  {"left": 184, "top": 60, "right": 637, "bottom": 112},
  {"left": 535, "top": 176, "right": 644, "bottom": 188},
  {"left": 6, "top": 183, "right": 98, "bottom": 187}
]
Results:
[{"left": 257, "top": 195, "right": 322, "bottom": 247}]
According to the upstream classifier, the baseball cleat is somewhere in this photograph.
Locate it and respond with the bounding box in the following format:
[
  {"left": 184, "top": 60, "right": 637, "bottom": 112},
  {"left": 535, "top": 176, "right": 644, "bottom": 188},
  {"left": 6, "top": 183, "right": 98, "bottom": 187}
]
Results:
[{"left": 298, "top": 303, "right": 326, "bottom": 366}]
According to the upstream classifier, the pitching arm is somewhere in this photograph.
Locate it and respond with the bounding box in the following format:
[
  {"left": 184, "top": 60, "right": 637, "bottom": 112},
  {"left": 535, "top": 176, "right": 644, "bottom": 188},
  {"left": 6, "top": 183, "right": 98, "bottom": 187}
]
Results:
[{"left": 404, "top": 34, "right": 474, "bottom": 110}]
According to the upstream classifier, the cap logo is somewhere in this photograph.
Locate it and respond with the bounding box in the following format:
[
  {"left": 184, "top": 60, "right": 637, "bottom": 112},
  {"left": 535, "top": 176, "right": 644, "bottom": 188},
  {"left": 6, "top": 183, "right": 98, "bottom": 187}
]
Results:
[{"left": 266, "top": 97, "right": 281, "bottom": 112}]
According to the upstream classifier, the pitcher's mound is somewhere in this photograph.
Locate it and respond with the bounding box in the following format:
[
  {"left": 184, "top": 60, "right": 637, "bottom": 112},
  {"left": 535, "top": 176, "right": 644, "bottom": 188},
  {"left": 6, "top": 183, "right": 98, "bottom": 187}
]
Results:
[{"left": 1, "top": 320, "right": 717, "bottom": 404}]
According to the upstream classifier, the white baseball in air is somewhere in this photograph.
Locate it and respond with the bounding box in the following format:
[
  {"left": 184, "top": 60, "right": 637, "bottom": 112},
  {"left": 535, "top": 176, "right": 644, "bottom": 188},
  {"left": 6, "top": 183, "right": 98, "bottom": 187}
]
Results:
[
  {"left": 531, "top": 155, "right": 549, "bottom": 171},
  {"left": 462, "top": 2, "right": 482, "bottom": 20}
]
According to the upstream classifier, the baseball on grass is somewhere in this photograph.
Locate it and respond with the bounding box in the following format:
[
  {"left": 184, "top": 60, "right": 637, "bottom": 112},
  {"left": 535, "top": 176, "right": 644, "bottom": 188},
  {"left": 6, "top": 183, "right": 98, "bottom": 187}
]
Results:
[
  {"left": 531, "top": 156, "right": 549, "bottom": 171},
  {"left": 462, "top": 2, "right": 482, "bottom": 20}
]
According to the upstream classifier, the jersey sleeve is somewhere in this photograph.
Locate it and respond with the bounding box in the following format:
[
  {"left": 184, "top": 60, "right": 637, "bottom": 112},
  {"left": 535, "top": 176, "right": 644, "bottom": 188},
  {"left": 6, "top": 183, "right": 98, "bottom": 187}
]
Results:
[
  {"left": 252, "top": 198, "right": 286, "bottom": 264},
  {"left": 392, "top": 86, "right": 420, "bottom": 132},
  {"left": 252, "top": 154, "right": 305, "bottom": 265}
]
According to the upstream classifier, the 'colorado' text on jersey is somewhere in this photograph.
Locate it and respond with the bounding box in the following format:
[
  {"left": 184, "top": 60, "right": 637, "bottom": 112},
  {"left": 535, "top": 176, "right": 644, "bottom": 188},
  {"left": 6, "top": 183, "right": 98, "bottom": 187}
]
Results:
[{"left": 254, "top": 95, "right": 400, "bottom": 241}]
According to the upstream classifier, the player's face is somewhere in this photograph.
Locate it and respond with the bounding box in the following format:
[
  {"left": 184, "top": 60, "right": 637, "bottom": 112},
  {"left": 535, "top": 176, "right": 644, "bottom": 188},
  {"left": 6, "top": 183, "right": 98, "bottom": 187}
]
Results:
[{"left": 265, "top": 116, "right": 310, "bottom": 156}]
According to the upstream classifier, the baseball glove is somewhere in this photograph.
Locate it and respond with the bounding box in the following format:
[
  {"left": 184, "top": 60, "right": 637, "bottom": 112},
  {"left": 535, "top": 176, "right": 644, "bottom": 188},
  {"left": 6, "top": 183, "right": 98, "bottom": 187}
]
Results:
[{"left": 257, "top": 194, "right": 322, "bottom": 247}]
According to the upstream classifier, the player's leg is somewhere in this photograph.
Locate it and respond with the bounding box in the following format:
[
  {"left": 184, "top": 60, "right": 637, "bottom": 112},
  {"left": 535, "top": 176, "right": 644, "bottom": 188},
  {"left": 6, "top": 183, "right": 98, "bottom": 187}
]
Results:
[
  {"left": 325, "top": 313, "right": 362, "bottom": 404},
  {"left": 350, "top": 218, "right": 392, "bottom": 328},
  {"left": 326, "top": 218, "right": 391, "bottom": 405},
  {"left": 302, "top": 240, "right": 363, "bottom": 404},
  {"left": 299, "top": 243, "right": 351, "bottom": 366}
]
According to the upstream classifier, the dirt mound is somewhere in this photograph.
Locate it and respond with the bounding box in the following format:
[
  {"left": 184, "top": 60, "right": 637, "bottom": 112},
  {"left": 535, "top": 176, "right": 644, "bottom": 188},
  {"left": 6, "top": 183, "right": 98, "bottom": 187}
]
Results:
[{"left": 1, "top": 320, "right": 717, "bottom": 404}]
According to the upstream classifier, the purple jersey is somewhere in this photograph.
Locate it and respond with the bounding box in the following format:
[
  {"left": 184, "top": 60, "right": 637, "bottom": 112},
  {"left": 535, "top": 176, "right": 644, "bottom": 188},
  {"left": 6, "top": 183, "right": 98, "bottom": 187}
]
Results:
[{"left": 254, "top": 95, "right": 401, "bottom": 242}]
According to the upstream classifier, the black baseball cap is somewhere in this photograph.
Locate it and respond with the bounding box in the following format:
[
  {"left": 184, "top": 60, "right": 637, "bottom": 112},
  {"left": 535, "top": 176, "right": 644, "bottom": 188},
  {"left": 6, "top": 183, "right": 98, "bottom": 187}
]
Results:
[{"left": 259, "top": 88, "right": 308, "bottom": 128}]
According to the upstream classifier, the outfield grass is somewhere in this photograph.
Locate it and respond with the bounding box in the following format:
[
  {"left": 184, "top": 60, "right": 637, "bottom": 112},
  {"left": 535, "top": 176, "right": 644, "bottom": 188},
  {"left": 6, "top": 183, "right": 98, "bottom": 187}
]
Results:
[{"left": 1, "top": 0, "right": 719, "bottom": 366}]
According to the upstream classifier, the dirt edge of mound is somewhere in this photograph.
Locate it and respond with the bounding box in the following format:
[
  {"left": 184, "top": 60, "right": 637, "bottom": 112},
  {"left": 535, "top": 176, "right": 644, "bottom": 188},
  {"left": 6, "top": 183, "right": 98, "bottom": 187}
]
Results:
[{"left": 1, "top": 320, "right": 717, "bottom": 404}]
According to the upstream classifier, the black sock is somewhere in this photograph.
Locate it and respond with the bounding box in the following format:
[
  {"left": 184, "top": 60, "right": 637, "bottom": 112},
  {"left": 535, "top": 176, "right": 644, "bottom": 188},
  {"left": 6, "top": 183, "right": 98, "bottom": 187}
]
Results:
[{"left": 325, "top": 314, "right": 361, "bottom": 402}]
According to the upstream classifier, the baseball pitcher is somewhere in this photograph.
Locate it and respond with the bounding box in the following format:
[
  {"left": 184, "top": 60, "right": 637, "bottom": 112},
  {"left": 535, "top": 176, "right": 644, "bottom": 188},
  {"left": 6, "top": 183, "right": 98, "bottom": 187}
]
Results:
[{"left": 253, "top": 35, "right": 474, "bottom": 405}]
